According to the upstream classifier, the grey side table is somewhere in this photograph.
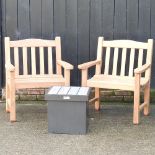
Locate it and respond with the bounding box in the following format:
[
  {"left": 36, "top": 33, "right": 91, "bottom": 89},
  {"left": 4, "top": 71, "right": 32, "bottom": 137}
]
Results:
[{"left": 45, "top": 86, "right": 91, "bottom": 134}]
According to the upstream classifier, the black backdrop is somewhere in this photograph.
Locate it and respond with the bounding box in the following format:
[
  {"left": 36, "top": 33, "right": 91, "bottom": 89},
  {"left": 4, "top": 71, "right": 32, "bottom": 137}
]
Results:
[{"left": 1, "top": 0, "right": 155, "bottom": 88}]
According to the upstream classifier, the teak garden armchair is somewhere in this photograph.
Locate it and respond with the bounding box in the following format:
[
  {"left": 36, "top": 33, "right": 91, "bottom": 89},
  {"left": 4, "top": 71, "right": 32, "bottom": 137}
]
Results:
[
  {"left": 5, "top": 37, "right": 73, "bottom": 122},
  {"left": 78, "top": 37, "right": 153, "bottom": 124}
]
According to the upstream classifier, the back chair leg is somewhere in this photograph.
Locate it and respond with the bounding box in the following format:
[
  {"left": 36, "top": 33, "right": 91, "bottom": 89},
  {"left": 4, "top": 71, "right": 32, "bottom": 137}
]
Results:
[
  {"left": 133, "top": 89, "right": 140, "bottom": 124},
  {"left": 95, "top": 88, "right": 100, "bottom": 110},
  {"left": 144, "top": 83, "right": 150, "bottom": 116},
  {"left": 10, "top": 82, "right": 16, "bottom": 122},
  {"left": 6, "top": 83, "right": 10, "bottom": 113}
]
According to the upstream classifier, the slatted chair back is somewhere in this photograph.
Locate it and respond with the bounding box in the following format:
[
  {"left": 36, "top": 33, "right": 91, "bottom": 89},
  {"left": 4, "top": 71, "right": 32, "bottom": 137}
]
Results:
[
  {"left": 96, "top": 37, "right": 153, "bottom": 79},
  {"left": 5, "top": 37, "right": 62, "bottom": 77}
]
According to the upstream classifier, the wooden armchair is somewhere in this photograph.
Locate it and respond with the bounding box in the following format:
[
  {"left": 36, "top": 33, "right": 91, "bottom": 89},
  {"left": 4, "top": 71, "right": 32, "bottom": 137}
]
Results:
[
  {"left": 5, "top": 37, "right": 73, "bottom": 122},
  {"left": 78, "top": 37, "right": 153, "bottom": 124}
]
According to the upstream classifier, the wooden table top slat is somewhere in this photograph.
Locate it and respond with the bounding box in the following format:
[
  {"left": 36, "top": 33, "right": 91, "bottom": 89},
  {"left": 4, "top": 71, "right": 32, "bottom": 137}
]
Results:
[
  {"left": 77, "top": 87, "right": 89, "bottom": 96},
  {"left": 67, "top": 87, "right": 80, "bottom": 95},
  {"left": 48, "top": 86, "right": 61, "bottom": 95},
  {"left": 58, "top": 87, "right": 70, "bottom": 95}
]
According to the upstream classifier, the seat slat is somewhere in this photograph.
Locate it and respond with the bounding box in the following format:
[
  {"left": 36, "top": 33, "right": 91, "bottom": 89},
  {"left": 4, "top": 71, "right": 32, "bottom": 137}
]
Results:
[
  {"left": 31, "top": 47, "right": 36, "bottom": 75},
  {"left": 87, "top": 75, "right": 148, "bottom": 91},
  {"left": 103, "top": 40, "right": 148, "bottom": 49},
  {"left": 138, "top": 49, "right": 143, "bottom": 67},
  {"left": 112, "top": 48, "right": 118, "bottom": 75},
  {"left": 129, "top": 48, "right": 135, "bottom": 77},
  {"left": 40, "top": 47, "right": 44, "bottom": 74},
  {"left": 10, "top": 39, "right": 56, "bottom": 47},
  {"left": 23, "top": 47, "right": 28, "bottom": 75},
  {"left": 104, "top": 47, "right": 110, "bottom": 75},
  {"left": 14, "top": 47, "right": 19, "bottom": 76},
  {"left": 120, "top": 48, "right": 127, "bottom": 76},
  {"left": 48, "top": 47, "right": 53, "bottom": 74}
]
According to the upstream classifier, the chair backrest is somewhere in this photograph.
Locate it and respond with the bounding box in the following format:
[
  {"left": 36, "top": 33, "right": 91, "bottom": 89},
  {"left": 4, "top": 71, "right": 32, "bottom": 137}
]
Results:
[
  {"left": 96, "top": 37, "right": 153, "bottom": 79},
  {"left": 5, "top": 37, "right": 62, "bottom": 77}
]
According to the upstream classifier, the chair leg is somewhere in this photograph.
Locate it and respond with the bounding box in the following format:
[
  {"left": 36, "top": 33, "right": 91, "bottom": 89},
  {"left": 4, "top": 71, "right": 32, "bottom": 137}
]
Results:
[
  {"left": 133, "top": 89, "right": 140, "bottom": 124},
  {"left": 10, "top": 81, "right": 16, "bottom": 122},
  {"left": 95, "top": 88, "right": 100, "bottom": 110},
  {"left": 144, "top": 83, "right": 150, "bottom": 116},
  {"left": 6, "top": 83, "right": 10, "bottom": 113}
]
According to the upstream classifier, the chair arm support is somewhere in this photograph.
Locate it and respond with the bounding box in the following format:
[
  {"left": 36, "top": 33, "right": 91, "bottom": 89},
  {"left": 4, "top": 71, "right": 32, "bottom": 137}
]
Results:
[
  {"left": 5, "top": 63, "right": 15, "bottom": 72},
  {"left": 134, "top": 64, "right": 151, "bottom": 74},
  {"left": 57, "top": 60, "right": 74, "bottom": 70},
  {"left": 78, "top": 60, "right": 101, "bottom": 70}
]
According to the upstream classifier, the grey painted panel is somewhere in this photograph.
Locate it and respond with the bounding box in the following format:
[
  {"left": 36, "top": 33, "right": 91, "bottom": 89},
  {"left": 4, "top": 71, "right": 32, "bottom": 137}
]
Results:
[
  {"left": 5, "top": 0, "right": 17, "bottom": 39},
  {"left": 127, "top": 0, "right": 138, "bottom": 40},
  {"left": 78, "top": 0, "right": 90, "bottom": 84},
  {"left": 2, "top": 0, "right": 6, "bottom": 36},
  {"left": 102, "top": 0, "right": 114, "bottom": 39},
  {"left": 1, "top": 0, "right": 6, "bottom": 87},
  {"left": 18, "top": 0, "right": 30, "bottom": 39},
  {"left": 2, "top": 0, "right": 155, "bottom": 88},
  {"left": 0, "top": 0, "right": 2, "bottom": 87},
  {"left": 30, "top": 0, "right": 42, "bottom": 38},
  {"left": 54, "top": 0, "right": 66, "bottom": 76},
  {"left": 90, "top": 0, "right": 102, "bottom": 61},
  {"left": 151, "top": 0, "right": 155, "bottom": 88},
  {"left": 42, "top": 0, "right": 54, "bottom": 39},
  {"left": 138, "top": 0, "right": 151, "bottom": 41},
  {"left": 48, "top": 101, "right": 87, "bottom": 134},
  {"left": 65, "top": 0, "right": 78, "bottom": 85},
  {"left": 114, "top": 0, "right": 127, "bottom": 39}
]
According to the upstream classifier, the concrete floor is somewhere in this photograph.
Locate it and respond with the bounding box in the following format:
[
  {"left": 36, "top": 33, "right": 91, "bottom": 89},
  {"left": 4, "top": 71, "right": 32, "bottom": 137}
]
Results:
[{"left": 0, "top": 102, "right": 155, "bottom": 155}]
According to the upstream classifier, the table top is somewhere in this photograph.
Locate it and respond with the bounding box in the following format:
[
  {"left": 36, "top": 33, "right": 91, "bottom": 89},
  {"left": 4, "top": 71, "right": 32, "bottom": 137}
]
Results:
[{"left": 48, "top": 86, "right": 90, "bottom": 96}]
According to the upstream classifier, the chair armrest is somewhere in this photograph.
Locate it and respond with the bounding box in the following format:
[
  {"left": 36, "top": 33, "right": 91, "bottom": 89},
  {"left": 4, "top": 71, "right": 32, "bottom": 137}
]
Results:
[
  {"left": 134, "top": 64, "right": 151, "bottom": 74},
  {"left": 5, "top": 63, "right": 15, "bottom": 72},
  {"left": 78, "top": 60, "right": 101, "bottom": 70},
  {"left": 57, "top": 60, "right": 74, "bottom": 70}
]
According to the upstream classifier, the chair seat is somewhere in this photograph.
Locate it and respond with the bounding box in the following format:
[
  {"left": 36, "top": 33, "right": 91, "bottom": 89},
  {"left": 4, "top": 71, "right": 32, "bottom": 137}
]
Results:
[
  {"left": 87, "top": 75, "right": 149, "bottom": 91},
  {"left": 7, "top": 74, "right": 65, "bottom": 89}
]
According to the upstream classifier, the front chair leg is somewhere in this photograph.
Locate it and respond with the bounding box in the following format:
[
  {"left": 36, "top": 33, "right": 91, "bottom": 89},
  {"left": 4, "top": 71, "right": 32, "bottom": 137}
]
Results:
[
  {"left": 6, "top": 83, "right": 10, "bottom": 113},
  {"left": 144, "top": 83, "right": 150, "bottom": 116},
  {"left": 133, "top": 74, "right": 140, "bottom": 124},
  {"left": 10, "top": 84, "right": 16, "bottom": 122},
  {"left": 10, "top": 72, "right": 16, "bottom": 122},
  {"left": 95, "top": 88, "right": 100, "bottom": 110}
]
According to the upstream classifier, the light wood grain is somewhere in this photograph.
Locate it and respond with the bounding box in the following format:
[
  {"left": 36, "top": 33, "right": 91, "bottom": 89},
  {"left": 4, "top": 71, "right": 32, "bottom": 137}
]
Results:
[
  {"left": 120, "top": 48, "right": 127, "bottom": 76},
  {"left": 5, "top": 37, "right": 73, "bottom": 122},
  {"left": 78, "top": 37, "right": 153, "bottom": 124},
  {"left": 104, "top": 47, "right": 110, "bottom": 75},
  {"left": 40, "top": 47, "right": 44, "bottom": 75},
  {"left": 23, "top": 47, "right": 28, "bottom": 75},
  {"left": 112, "top": 48, "right": 119, "bottom": 75}
]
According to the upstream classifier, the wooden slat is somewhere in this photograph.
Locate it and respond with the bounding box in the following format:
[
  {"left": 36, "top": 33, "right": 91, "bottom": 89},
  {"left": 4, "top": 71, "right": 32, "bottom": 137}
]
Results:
[
  {"left": 78, "top": 87, "right": 89, "bottom": 95},
  {"left": 89, "top": 97, "right": 98, "bottom": 103},
  {"left": 58, "top": 87, "right": 70, "bottom": 95},
  {"left": 31, "top": 47, "right": 36, "bottom": 75},
  {"left": 5, "top": 37, "right": 11, "bottom": 63},
  {"left": 10, "top": 39, "right": 56, "bottom": 47},
  {"left": 104, "top": 47, "right": 110, "bottom": 75},
  {"left": 103, "top": 40, "right": 148, "bottom": 49},
  {"left": 23, "top": 47, "right": 28, "bottom": 75},
  {"left": 139, "top": 102, "right": 147, "bottom": 111},
  {"left": 138, "top": 49, "right": 143, "bottom": 67},
  {"left": 48, "top": 86, "right": 61, "bottom": 94},
  {"left": 120, "top": 48, "right": 127, "bottom": 76},
  {"left": 40, "top": 47, "right": 44, "bottom": 74},
  {"left": 112, "top": 48, "right": 119, "bottom": 75},
  {"left": 129, "top": 48, "right": 135, "bottom": 77},
  {"left": 14, "top": 47, "right": 19, "bottom": 76},
  {"left": 68, "top": 87, "right": 80, "bottom": 95},
  {"left": 48, "top": 47, "right": 53, "bottom": 74}
]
